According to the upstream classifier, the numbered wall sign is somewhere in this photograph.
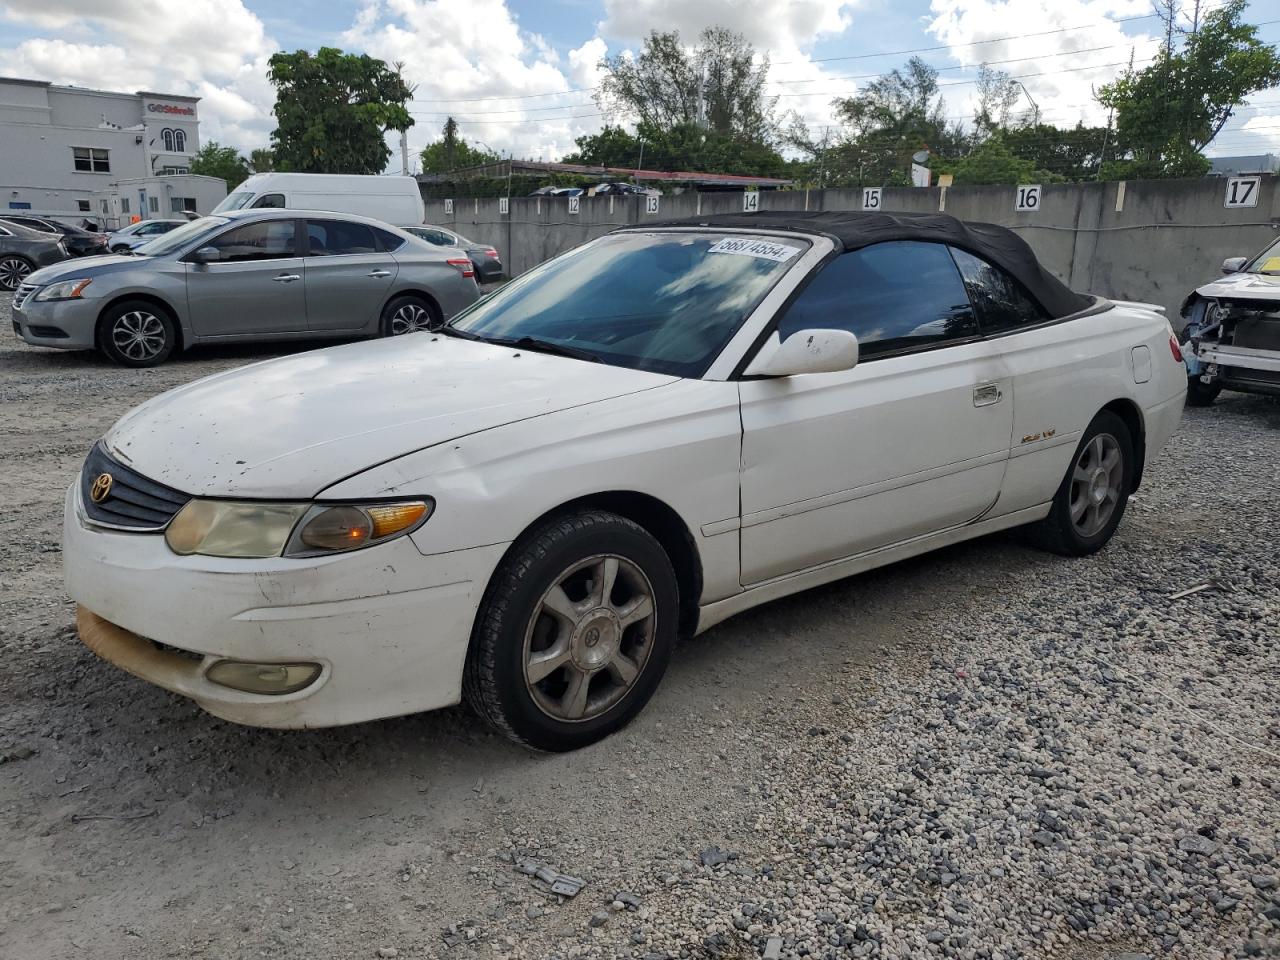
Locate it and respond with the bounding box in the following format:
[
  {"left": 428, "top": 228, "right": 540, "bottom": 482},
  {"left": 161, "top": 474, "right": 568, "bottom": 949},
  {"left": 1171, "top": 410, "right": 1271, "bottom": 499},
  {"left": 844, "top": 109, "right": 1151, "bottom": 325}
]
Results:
[
  {"left": 742, "top": 191, "right": 760, "bottom": 213},
  {"left": 1014, "top": 184, "right": 1041, "bottom": 212},
  {"left": 499, "top": 197, "right": 509, "bottom": 215},
  {"left": 645, "top": 194, "right": 660, "bottom": 215},
  {"left": 1224, "top": 176, "right": 1260, "bottom": 208},
  {"left": 568, "top": 196, "right": 580, "bottom": 215},
  {"left": 443, "top": 198, "right": 453, "bottom": 215},
  {"left": 862, "top": 187, "right": 881, "bottom": 210}
]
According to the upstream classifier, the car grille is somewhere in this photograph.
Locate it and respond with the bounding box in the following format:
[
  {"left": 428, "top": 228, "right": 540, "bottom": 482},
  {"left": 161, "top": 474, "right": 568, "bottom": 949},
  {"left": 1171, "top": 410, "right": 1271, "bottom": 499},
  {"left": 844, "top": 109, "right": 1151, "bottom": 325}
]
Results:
[
  {"left": 80, "top": 443, "right": 191, "bottom": 531},
  {"left": 12, "top": 283, "right": 38, "bottom": 312}
]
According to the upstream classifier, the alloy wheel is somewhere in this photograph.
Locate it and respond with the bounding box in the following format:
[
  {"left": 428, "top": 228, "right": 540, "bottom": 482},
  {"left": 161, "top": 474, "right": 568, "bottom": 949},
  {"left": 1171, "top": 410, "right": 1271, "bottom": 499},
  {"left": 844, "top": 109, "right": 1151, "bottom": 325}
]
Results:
[
  {"left": 1069, "top": 432, "right": 1123, "bottom": 538},
  {"left": 522, "top": 554, "right": 657, "bottom": 723},
  {"left": 0, "top": 257, "right": 30, "bottom": 290},
  {"left": 111, "top": 310, "right": 167, "bottom": 363},
  {"left": 390, "top": 302, "right": 432, "bottom": 335}
]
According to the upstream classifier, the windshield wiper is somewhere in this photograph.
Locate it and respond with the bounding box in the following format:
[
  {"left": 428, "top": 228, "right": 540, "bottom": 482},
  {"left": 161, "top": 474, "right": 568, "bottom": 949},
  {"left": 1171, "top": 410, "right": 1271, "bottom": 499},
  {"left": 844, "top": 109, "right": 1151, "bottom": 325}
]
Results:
[
  {"left": 499, "top": 336, "right": 602, "bottom": 363},
  {"left": 437, "top": 325, "right": 485, "bottom": 341}
]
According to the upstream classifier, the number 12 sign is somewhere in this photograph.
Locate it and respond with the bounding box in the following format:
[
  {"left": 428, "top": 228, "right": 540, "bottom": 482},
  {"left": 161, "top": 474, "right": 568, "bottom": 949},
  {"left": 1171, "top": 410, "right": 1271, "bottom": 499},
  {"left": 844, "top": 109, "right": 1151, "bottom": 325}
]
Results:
[{"left": 1225, "top": 176, "right": 1260, "bottom": 208}]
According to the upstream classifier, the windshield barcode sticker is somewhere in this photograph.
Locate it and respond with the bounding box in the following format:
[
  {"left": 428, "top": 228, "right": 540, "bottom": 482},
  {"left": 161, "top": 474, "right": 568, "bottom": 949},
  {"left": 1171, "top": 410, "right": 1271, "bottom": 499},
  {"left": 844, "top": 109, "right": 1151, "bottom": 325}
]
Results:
[{"left": 707, "top": 238, "right": 800, "bottom": 262}]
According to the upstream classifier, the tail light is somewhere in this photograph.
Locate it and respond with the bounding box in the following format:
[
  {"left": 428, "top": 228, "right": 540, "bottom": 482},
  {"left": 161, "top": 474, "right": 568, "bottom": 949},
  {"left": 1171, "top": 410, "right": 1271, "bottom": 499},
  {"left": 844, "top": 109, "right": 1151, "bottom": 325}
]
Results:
[
  {"left": 1169, "top": 335, "right": 1183, "bottom": 363},
  {"left": 446, "top": 256, "right": 474, "bottom": 279},
  {"left": 483, "top": 247, "right": 499, "bottom": 259}
]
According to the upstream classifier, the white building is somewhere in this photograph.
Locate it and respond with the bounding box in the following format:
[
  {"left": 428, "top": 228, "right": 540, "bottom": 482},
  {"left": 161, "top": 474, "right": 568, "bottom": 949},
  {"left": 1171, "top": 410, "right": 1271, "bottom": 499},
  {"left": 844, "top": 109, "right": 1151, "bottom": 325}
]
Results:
[{"left": 0, "top": 77, "right": 225, "bottom": 225}]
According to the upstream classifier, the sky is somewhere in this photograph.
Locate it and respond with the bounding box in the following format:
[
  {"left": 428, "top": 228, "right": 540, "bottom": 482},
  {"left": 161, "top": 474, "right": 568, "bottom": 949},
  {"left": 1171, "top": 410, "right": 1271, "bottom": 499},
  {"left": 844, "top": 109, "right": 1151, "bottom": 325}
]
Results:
[{"left": 2, "top": 0, "right": 1279, "bottom": 170}]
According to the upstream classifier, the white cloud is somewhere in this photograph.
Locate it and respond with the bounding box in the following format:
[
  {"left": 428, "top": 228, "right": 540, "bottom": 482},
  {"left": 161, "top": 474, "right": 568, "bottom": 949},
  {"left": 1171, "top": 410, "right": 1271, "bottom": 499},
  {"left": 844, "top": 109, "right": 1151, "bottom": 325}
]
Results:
[
  {"left": 0, "top": 0, "right": 277, "bottom": 150},
  {"left": 599, "top": 0, "right": 855, "bottom": 51},
  {"left": 925, "top": 0, "right": 1161, "bottom": 128}
]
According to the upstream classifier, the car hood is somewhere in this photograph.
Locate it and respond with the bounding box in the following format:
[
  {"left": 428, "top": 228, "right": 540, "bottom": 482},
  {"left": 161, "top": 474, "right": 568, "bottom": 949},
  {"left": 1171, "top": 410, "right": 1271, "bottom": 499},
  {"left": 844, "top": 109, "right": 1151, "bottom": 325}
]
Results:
[
  {"left": 26, "top": 253, "right": 154, "bottom": 286},
  {"left": 103, "top": 335, "right": 680, "bottom": 499},
  {"left": 1194, "top": 271, "right": 1280, "bottom": 301}
]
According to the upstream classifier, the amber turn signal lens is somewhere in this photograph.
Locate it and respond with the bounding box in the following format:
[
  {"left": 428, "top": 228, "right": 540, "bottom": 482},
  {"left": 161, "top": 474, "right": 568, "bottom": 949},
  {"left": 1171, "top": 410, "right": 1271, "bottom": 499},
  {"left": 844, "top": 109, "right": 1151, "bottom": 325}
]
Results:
[{"left": 367, "top": 502, "right": 429, "bottom": 538}]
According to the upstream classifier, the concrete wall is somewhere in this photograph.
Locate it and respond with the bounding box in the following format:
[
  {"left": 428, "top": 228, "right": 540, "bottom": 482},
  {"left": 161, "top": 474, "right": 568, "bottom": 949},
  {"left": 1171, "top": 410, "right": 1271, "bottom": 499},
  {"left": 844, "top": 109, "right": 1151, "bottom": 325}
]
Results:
[{"left": 426, "top": 176, "right": 1280, "bottom": 320}]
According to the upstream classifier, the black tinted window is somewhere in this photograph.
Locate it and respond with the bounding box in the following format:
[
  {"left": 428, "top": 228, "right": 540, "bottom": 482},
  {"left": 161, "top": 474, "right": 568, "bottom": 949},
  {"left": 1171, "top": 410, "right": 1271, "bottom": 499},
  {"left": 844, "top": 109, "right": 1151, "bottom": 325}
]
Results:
[
  {"left": 208, "top": 220, "right": 297, "bottom": 262},
  {"left": 372, "top": 227, "right": 405, "bottom": 252},
  {"left": 253, "top": 193, "right": 286, "bottom": 209},
  {"left": 306, "top": 220, "right": 378, "bottom": 256},
  {"left": 776, "top": 241, "right": 978, "bottom": 358},
  {"left": 950, "top": 247, "right": 1049, "bottom": 333}
]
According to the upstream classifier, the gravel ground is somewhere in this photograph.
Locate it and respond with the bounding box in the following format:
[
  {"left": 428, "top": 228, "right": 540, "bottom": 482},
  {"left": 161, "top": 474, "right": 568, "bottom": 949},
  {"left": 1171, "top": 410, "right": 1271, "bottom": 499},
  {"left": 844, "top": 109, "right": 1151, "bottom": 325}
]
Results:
[{"left": 1, "top": 302, "right": 1277, "bottom": 960}]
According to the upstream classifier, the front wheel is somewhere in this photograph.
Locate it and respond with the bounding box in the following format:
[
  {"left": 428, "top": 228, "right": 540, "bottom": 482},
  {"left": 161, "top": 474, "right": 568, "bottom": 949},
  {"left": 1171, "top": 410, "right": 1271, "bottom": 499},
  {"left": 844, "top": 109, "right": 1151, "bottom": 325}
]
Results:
[
  {"left": 380, "top": 294, "right": 440, "bottom": 336},
  {"left": 97, "top": 300, "right": 177, "bottom": 367},
  {"left": 463, "top": 510, "right": 678, "bottom": 752},
  {"left": 1028, "top": 410, "right": 1134, "bottom": 557}
]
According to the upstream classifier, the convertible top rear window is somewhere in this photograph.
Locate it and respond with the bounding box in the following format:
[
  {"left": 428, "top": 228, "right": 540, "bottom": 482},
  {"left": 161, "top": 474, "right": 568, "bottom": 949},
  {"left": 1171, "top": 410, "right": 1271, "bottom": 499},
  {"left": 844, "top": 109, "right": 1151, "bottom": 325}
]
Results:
[{"left": 449, "top": 231, "right": 808, "bottom": 377}]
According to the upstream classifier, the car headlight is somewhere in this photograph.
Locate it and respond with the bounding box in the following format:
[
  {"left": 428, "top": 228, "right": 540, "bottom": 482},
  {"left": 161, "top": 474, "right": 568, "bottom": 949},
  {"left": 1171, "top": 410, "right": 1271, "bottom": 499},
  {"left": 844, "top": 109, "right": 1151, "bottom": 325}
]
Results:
[
  {"left": 35, "top": 278, "right": 92, "bottom": 301},
  {"left": 164, "top": 498, "right": 432, "bottom": 559}
]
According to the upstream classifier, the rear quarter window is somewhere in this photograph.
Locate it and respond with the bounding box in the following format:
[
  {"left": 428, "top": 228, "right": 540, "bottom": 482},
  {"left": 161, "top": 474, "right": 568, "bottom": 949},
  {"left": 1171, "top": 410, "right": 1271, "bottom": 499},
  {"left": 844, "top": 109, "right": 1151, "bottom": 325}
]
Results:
[{"left": 949, "top": 247, "right": 1049, "bottom": 333}]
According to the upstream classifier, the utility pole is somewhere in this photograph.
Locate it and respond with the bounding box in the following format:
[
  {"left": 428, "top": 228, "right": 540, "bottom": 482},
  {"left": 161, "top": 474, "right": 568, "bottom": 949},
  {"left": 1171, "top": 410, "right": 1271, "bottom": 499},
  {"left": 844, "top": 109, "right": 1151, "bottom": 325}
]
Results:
[
  {"left": 400, "top": 128, "right": 410, "bottom": 176},
  {"left": 1015, "top": 81, "right": 1040, "bottom": 126}
]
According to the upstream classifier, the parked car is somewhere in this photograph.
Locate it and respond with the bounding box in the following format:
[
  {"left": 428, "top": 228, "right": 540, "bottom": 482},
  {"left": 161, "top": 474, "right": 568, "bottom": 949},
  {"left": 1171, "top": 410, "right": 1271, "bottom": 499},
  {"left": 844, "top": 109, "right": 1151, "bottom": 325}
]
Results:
[
  {"left": 402, "top": 224, "right": 504, "bottom": 283},
  {"left": 591, "top": 182, "right": 657, "bottom": 196},
  {"left": 63, "top": 211, "right": 1185, "bottom": 751},
  {"left": 527, "top": 186, "right": 583, "bottom": 198},
  {"left": 13, "top": 209, "right": 479, "bottom": 366},
  {"left": 106, "top": 218, "right": 185, "bottom": 254},
  {"left": 0, "top": 215, "right": 110, "bottom": 257},
  {"left": 0, "top": 219, "right": 69, "bottom": 290},
  {"left": 214, "top": 172, "right": 425, "bottom": 225},
  {"left": 1179, "top": 239, "right": 1280, "bottom": 405}
]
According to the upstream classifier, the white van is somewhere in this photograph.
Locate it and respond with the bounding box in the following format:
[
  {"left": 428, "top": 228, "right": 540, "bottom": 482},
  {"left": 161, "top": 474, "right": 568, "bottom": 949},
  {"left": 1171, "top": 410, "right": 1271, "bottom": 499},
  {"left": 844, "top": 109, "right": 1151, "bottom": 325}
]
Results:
[{"left": 212, "top": 173, "right": 425, "bottom": 224}]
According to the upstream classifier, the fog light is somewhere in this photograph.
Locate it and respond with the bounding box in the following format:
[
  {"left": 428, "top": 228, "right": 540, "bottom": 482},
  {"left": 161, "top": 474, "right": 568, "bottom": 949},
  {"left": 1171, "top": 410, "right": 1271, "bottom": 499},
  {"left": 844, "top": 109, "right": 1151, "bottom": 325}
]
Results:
[{"left": 205, "top": 660, "right": 322, "bottom": 695}]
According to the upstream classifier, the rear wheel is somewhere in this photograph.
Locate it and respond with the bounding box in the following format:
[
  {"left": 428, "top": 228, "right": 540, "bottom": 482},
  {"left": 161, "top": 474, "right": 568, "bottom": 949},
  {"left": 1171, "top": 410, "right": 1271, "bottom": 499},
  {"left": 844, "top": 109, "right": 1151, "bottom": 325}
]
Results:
[
  {"left": 96, "top": 300, "right": 177, "bottom": 367},
  {"left": 0, "top": 255, "right": 32, "bottom": 290},
  {"left": 1186, "top": 376, "right": 1222, "bottom": 407},
  {"left": 380, "top": 295, "right": 440, "bottom": 336},
  {"left": 463, "top": 510, "right": 678, "bottom": 752},
  {"left": 1028, "top": 410, "right": 1134, "bottom": 557}
]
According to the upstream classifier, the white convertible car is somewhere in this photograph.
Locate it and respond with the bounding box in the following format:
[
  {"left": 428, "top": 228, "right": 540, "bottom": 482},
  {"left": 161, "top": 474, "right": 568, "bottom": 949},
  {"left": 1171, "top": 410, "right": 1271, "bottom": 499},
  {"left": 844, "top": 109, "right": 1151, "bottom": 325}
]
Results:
[{"left": 65, "top": 211, "right": 1187, "bottom": 751}]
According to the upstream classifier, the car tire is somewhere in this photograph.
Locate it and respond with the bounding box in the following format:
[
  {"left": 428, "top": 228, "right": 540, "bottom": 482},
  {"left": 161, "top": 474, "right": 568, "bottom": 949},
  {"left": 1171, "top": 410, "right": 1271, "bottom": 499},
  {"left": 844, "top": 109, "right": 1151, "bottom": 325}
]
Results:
[
  {"left": 463, "top": 509, "right": 679, "bottom": 752},
  {"left": 96, "top": 300, "right": 177, "bottom": 367},
  {"left": 1185, "top": 376, "right": 1222, "bottom": 407},
  {"left": 0, "top": 254, "right": 33, "bottom": 291},
  {"left": 110, "top": 245, "right": 130, "bottom": 254},
  {"left": 380, "top": 294, "right": 440, "bottom": 336},
  {"left": 1028, "top": 410, "right": 1134, "bottom": 557}
]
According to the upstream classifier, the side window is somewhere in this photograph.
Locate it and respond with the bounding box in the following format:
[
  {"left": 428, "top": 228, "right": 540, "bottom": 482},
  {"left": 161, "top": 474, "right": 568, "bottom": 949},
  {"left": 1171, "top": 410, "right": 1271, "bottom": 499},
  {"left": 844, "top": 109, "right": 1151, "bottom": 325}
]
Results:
[
  {"left": 776, "top": 241, "right": 978, "bottom": 359},
  {"left": 305, "top": 219, "right": 378, "bottom": 256},
  {"left": 371, "top": 226, "right": 405, "bottom": 252},
  {"left": 252, "top": 193, "right": 286, "bottom": 209},
  {"left": 949, "top": 247, "right": 1049, "bottom": 333},
  {"left": 417, "top": 229, "right": 453, "bottom": 246},
  {"left": 207, "top": 220, "right": 297, "bottom": 262}
]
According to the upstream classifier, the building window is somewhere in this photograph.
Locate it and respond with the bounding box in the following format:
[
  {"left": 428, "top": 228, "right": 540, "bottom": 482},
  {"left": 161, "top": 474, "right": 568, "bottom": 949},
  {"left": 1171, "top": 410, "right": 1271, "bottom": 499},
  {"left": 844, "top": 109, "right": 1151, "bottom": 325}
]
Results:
[
  {"left": 149, "top": 196, "right": 159, "bottom": 213},
  {"left": 8, "top": 201, "right": 32, "bottom": 210},
  {"left": 161, "top": 166, "right": 190, "bottom": 175},
  {"left": 161, "top": 128, "right": 175, "bottom": 151},
  {"left": 120, "top": 198, "right": 130, "bottom": 214},
  {"left": 173, "top": 129, "right": 186, "bottom": 152},
  {"left": 170, "top": 197, "right": 197, "bottom": 213},
  {"left": 72, "top": 147, "right": 110, "bottom": 173},
  {"left": 77, "top": 200, "right": 91, "bottom": 212}
]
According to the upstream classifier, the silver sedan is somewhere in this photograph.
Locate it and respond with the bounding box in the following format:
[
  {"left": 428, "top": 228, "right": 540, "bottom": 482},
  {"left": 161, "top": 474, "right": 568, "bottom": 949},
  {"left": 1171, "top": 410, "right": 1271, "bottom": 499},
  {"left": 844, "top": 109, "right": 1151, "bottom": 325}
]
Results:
[{"left": 11, "top": 209, "right": 480, "bottom": 366}]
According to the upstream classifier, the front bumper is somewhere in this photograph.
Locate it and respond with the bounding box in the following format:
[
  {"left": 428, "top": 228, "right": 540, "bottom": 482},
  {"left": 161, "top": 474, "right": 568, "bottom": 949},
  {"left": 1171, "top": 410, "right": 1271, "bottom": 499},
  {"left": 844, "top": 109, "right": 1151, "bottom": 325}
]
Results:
[
  {"left": 12, "top": 293, "right": 99, "bottom": 349},
  {"left": 62, "top": 484, "right": 509, "bottom": 728}
]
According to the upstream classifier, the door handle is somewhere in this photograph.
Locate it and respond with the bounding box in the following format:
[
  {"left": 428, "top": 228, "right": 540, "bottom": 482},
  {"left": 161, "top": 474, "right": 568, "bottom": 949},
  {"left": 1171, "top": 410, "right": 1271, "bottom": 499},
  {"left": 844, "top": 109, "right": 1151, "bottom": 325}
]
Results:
[
  {"left": 272, "top": 274, "right": 301, "bottom": 283},
  {"left": 367, "top": 269, "right": 392, "bottom": 278},
  {"left": 973, "top": 382, "right": 1003, "bottom": 407}
]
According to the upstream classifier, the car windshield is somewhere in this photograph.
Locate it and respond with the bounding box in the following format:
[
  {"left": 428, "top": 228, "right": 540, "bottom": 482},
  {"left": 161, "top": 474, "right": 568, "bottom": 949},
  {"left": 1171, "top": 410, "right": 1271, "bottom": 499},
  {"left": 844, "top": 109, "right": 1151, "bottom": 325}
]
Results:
[
  {"left": 1245, "top": 238, "right": 1280, "bottom": 275},
  {"left": 447, "top": 231, "right": 808, "bottom": 377},
  {"left": 212, "top": 191, "right": 255, "bottom": 214},
  {"left": 133, "top": 217, "right": 230, "bottom": 257}
]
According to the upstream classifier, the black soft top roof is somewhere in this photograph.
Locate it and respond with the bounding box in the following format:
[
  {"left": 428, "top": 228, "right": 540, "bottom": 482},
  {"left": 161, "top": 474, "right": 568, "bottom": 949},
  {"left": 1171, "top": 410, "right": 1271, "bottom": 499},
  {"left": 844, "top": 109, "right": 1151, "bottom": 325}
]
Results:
[{"left": 639, "top": 209, "right": 1093, "bottom": 319}]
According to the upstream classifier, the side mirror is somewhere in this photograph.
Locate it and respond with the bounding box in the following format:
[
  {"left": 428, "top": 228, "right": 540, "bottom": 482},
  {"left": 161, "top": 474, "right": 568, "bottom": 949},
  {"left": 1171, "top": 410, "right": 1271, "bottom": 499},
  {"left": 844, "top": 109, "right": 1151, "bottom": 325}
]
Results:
[
  {"left": 1222, "top": 257, "right": 1247, "bottom": 274},
  {"left": 744, "top": 329, "right": 860, "bottom": 377},
  {"left": 189, "top": 246, "right": 221, "bottom": 264}
]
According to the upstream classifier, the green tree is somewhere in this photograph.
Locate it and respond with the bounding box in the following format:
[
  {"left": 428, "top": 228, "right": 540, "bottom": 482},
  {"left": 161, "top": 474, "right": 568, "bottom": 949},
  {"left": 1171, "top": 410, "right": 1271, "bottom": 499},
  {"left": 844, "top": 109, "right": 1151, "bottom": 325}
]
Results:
[
  {"left": 938, "top": 136, "right": 1040, "bottom": 185},
  {"left": 597, "top": 27, "right": 778, "bottom": 144},
  {"left": 248, "top": 148, "right": 274, "bottom": 173},
  {"left": 560, "top": 125, "right": 645, "bottom": 167},
  {"left": 1000, "top": 123, "right": 1122, "bottom": 181},
  {"left": 189, "top": 141, "right": 250, "bottom": 190},
  {"left": 1097, "top": 0, "right": 1280, "bottom": 178},
  {"left": 419, "top": 117, "right": 500, "bottom": 173},
  {"left": 563, "top": 121, "right": 787, "bottom": 177},
  {"left": 267, "top": 47, "right": 414, "bottom": 174}
]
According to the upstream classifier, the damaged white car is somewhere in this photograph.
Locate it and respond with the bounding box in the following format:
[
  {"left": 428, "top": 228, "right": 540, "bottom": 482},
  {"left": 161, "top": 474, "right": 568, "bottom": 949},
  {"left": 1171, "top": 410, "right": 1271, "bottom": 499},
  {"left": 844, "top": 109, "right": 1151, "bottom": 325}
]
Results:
[
  {"left": 65, "top": 211, "right": 1186, "bottom": 751},
  {"left": 1180, "top": 238, "right": 1280, "bottom": 405}
]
